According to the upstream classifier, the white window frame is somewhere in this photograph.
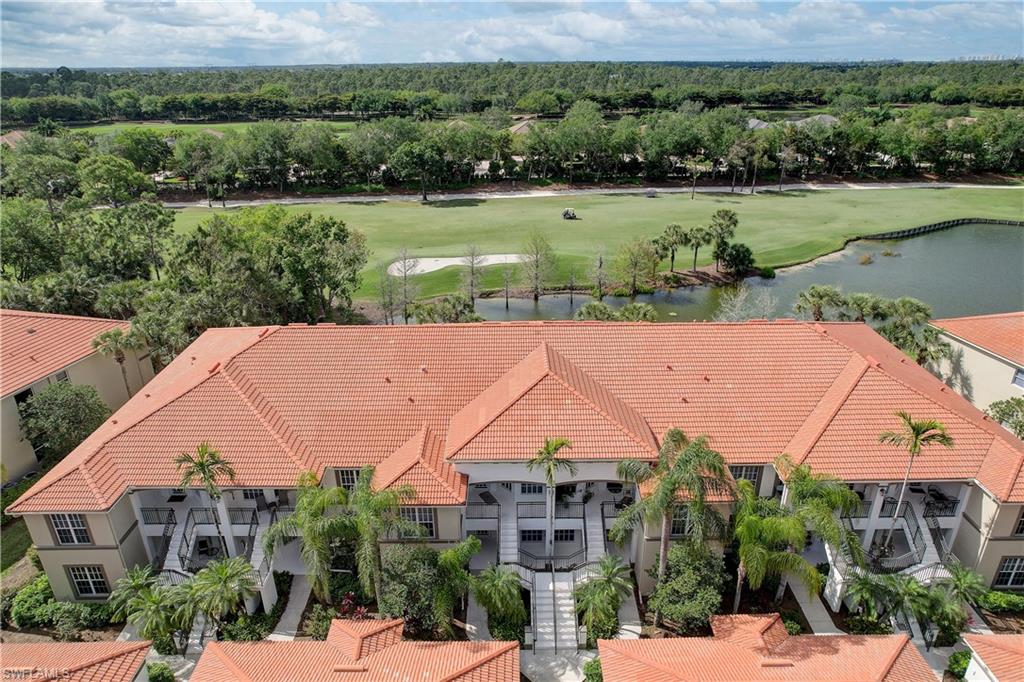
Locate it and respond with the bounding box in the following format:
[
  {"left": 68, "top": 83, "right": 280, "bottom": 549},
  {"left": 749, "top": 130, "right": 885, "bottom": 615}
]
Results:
[
  {"left": 520, "top": 529, "right": 544, "bottom": 543},
  {"left": 51, "top": 513, "right": 91, "bottom": 545},
  {"left": 400, "top": 507, "right": 436, "bottom": 539},
  {"left": 53, "top": 369, "right": 70, "bottom": 383},
  {"left": 241, "top": 489, "right": 262, "bottom": 500},
  {"left": 520, "top": 483, "right": 544, "bottom": 495},
  {"left": 670, "top": 508, "right": 690, "bottom": 537},
  {"left": 553, "top": 529, "right": 575, "bottom": 543},
  {"left": 68, "top": 565, "right": 109, "bottom": 597},
  {"left": 730, "top": 465, "right": 762, "bottom": 489},
  {"left": 994, "top": 557, "right": 1024, "bottom": 588},
  {"left": 337, "top": 468, "right": 360, "bottom": 491},
  {"left": 1012, "top": 368, "right": 1024, "bottom": 389}
]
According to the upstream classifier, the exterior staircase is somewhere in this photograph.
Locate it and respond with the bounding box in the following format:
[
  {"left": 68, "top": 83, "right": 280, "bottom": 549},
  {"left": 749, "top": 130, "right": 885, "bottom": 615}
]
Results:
[
  {"left": 533, "top": 572, "right": 578, "bottom": 651},
  {"left": 584, "top": 504, "right": 604, "bottom": 563},
  {"left": 160, "top": 517, "right": 190, "bottom": 574},
  {"left": 499, "top": 509, "right": 518, "bottom": 564}
]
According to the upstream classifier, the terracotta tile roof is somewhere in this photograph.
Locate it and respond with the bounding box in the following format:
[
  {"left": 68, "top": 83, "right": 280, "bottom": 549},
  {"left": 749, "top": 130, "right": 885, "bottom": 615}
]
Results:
[
  {"left": 373, "top": 426, "right": 467, "bottom": 505},
  {"left": 10, "top": 321, "right": 1024, "bottom": 513},
  {"left": 964, "top": 634, "right": 1024, "bottom": 682},
  {"left": 0, "top": 640, "right": 150, "bottom": 681},
  {"left": 0, "top": 309, "right": 129, "bottom": 396},
  {"left": 598, "top": 613, "right": 932, "bottom": 681},
  {"left": 932, "top": 311, "right": 1024, "bottom": 367},
  {"left": 191, "top": 618, "right": 519, "bottom": 681}
]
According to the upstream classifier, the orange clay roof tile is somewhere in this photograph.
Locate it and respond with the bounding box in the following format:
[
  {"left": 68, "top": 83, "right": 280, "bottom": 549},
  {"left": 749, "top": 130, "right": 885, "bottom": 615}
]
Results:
[
  {"left": 931, "top": 311, "right": 1024, "bottom": 367},
  {"left": 0, "top": 309, "right": 130, "bottom": 396},
  {"left": 963, "top": 634, "right": 1024, "bottom": 682},
  {"left": 191, "top": 618, "right": 519, "bottom": 682},
  {"left": 599, "top": 613, "right": 933, "bottom": 681},
  {"left": 0, "top": 640, "right": 150, "bottom": 682},
  {"left": 10, "top": 321, "right": 1024, "bottom": 513}
]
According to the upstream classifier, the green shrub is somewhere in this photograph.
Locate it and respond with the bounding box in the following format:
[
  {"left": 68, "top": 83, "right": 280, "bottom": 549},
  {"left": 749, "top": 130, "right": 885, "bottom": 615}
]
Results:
[
  {"left": 46, "top": 602, "right": 91, "bottom": 640},
  {"left": 758, "top": 266, "right": 776, "bottom": 279},
  {"left": 0, "top": 593, "right": 12, "bottom": 627},
  {"left": 585, "top": 613, "right": 618, "bottom": 647},
  {"left": 222, "top": 612, "right": 274, "bottom": 641},
  {"left": 583, "top": 657, "right": 603, "bottom": 682},
  {"left": 328, "top": 571, "right": 370, "bottom": 606},
  {"left": 1, "top": 477, "right": 36, "bottom": 525},
  {"left": 146, "top": 662, "right": 175, "bottom": 682},
  {"left": 845, "top": 613, "right": 893, "bottom": 635},
  {"left": 304, "top": 603, "right": 337, "bottom": 640},
  {"left": 11, "top": 575, "right": 54, "bottom": 628},
  {"left": 977, "top": 590, "right": 1024, "bottom": 613},
  {"left": 815, "top": 562, "right": 830, "bottom": 578},
  {"left": 487, "top": 615, "right": 524, "bottom": 644},
  {"left": 946, "top": 650, "right": 971, "bottom": 680},
  {"left": 152, "top": 633, "right": 177, "bottom": 656},
  {"left": 646, "top": 543, "right": 726, "bottom": 634},
  {"left": 25, "top": 545, "right": 43, "bottom": 571},
  {"left": 378, "top": 544, "right": 441, "bottom": 637},
  {"left": 782, "top": 616, "right": 802, "bottom": 635}
]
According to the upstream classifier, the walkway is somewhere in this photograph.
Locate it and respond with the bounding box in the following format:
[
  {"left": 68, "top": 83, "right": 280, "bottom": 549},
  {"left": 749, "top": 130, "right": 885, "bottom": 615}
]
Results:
[
  {"left": 785, "top": 573, "right": 843, "bottom": 635},
  {"left": 268, "top": 574, "right": 311, "bottom": 641},
  {"left": 163, "top": 181, "right": 1023, "bottom": 209},
  {"left": 521, "top": 650, "right": 595, "bottom": 682}
]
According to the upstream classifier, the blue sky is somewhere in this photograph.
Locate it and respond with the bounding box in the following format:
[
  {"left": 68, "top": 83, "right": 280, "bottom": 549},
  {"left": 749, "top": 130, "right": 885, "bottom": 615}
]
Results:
[{"left": 2, "top": 1, "right": 1020, "bottom": 68}]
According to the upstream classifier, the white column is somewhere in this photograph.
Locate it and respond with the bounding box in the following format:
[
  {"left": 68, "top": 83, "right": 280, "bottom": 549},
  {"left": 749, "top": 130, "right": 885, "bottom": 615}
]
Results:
[
  {"left": 215, "top": 495, "right": 242, "bottom": 558},
  {"left": 862, "top": 483, "right": 888, "bottom": 550},
  {"left": 127, "top": 490, "right": 154, "bottom": 563},
  {"left": 546, "top": 485, "right": 555, "bottom": 556}
]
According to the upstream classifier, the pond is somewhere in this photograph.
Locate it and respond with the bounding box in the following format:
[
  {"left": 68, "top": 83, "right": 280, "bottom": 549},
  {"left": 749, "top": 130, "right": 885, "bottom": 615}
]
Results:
[{"left": 474, "top": 222, "right": 1024, "bottom": 322}]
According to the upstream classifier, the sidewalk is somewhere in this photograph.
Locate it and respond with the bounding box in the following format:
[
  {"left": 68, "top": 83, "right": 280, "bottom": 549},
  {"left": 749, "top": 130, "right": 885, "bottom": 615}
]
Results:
[
  {"left": 268, "top": 574, "right": 311, "bottom": 641},
  {"left": 785, "top": 574, "right": 843, "bottom": 635}
]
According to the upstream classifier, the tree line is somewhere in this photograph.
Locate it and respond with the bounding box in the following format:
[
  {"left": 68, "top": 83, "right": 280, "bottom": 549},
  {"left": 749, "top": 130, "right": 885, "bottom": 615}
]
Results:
[{"left": 4, "top": 61, "right": 1022, "bottom": 124}]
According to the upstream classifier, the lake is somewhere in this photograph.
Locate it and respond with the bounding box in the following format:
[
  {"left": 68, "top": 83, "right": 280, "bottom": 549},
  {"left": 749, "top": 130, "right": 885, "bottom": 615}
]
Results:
[{"left": 474, "top": 222, "right": 1024, "bottom": 322}]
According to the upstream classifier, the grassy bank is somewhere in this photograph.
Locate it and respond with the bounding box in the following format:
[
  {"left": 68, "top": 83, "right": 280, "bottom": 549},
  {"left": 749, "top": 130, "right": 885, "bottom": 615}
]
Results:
[{"left": 172, "top": 187, "right": 1024, "bottom": 299}]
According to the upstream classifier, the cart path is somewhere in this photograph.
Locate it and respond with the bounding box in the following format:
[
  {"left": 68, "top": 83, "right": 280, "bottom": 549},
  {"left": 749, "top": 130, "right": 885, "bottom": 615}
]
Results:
[{"left": 163, "top": 181, "right": 1023, "bottom": 209}]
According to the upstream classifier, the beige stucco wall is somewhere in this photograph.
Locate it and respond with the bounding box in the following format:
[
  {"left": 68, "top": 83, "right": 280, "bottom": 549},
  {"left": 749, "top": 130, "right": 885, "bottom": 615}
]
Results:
[
  {"left": 633, "top": 502, "right": 732, "bottom": 596},
  {"left": 436, "top": 506, "right": 462, "bottom": 540},
  {"left": 952, "top": 485, "right": 1023, "bottom": 586},
  {"left": 931, "top": 335, "right": 1022, "bottom": 410},
  {"left": 1, "top": 350, "right": 155, "bottom": 481}
]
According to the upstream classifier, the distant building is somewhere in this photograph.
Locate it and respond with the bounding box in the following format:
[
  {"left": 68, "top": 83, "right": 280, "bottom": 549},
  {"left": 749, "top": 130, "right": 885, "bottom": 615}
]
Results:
[
  {"left": 0, "top": 641, "right": 150, "bottom": 682},
  {"left": 930, "top": 311, "right": 1024, "bottom": 410},
  {"left": 962, "top": 634, "right": 1024, "bottom": 682},
  {"left": 598, "top": 613, "right": 932, "bottom": 681},
  {"left": 1, "top": 309, "right": 155, "bottom": 481}
]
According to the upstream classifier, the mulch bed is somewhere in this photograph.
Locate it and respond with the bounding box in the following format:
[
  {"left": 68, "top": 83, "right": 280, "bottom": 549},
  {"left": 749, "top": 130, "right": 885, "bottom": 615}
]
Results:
[
  {"left": 977, "top": 608, "right": 1024, "bottom": 634},
  {"left": 0, "top": 623, "right": 122, "bottom": 644}
]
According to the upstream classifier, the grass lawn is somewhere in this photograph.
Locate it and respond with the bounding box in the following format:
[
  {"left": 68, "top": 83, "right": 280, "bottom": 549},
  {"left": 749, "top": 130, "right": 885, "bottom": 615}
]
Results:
[
  {"left": 172, "top": 187, "right": 1023, "bottom": 300},
  {"left": 70, "top": 120, "right": 357, "bottom": 136},
  {"left": 1, "top": 519, "right": 32, "bottom": 572}
]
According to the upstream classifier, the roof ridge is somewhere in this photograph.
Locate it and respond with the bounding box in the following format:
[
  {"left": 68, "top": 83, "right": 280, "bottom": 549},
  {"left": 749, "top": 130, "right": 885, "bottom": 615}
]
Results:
[
  {"left": 438, "top": 640, "right": 519, "bottom": 682},
  {"left": 205, "top": 642, "right": 254, "bottom": 682},
  {"left": 77, "top": 466, "right": 107, "bottom": 509},
  {"left": 875, "top": 635, "right": 912, "bottom": 682},
  {"left": 374, "top": 427, "right": 429, "bottom": 491},
  {"left": 51, "top": 640, "right": 150, "bottom": 679},
  {"left": 419, "top": 428, "right": 463, "bottom": 500},
  {"left": 543, "top": 353, "right": 659, "bottom": 456},
  {"left": 966, "top": 633, "right": 1024, "bottom": 654},
  {"left": 932, "top": 311, "right": 1023, "bottom": 323},
  {"left": 785, "top": 355, "right": 869, "bottom": 466},
  {"left": 0, "top": 308, "right": 130, "bottom": 325},
  {"left": 220, "top": 369, "right": 311, "bottom": 475}
]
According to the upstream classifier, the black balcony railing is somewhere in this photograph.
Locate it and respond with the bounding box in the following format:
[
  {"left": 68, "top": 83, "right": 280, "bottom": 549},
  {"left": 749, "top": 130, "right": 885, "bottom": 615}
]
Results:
[
  {"left": 141, "top": 507, "right": 175, "bottom": 525},
  {"left": 228, "top": 507, "right": 257, "bottom": 525},
  {"left": 517, "top": 502, "right": 546, "bottom": 518},
  {"left": 924, "top": 499, "right": 959, "bottom": 518},
  {"left": 466, "top": 503, "right": 500, "bottom": 519},
  {"left": 554, "top": 502, "right": 584, "bottom": 519}
]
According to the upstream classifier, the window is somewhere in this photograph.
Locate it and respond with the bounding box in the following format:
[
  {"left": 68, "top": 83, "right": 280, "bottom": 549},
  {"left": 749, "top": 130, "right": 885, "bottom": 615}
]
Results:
[
  {"left": 53, "top": 370, "right": 69, "bottom": 383},
  {"left": 520, "top": 530, "right": 544, "bottom": 543},
  {"left": 670, "top": 508, "right": 690, "bottom": 537},
  {"left": 337, "top": 469, "right": 360, "bottom": 491},
  {"left": 241, "top": 489, "right": 262, "bottom": 500},
  {"left": 553, "top": 529, "right": 575, "bottom": 543},
  {"left": 1013, "top": 369, "right": 1024, "bottom": 390},
  {"left": 521, "top": 483, "right": 544, "bottom": 495},
  {"left": 1015, "top": 511, "right": 1024, "bottom": 537},
  {"left": 13, "top": 388, "right": 33, "bottom": 407},
  {"left": 68, "top": 566, "right": 109, "bottom": 597},
  {"left": 51, "top": 514, "right": 91, "bottom": 545},
  {"left": 730, "top": 465, "right": 762, "bottom": 489},
  {"left": 993, "top": 557, "right": 1024, "bottom": 588},
  {"left": 400, "top": 507, "right": 436, "bottom": 539}
]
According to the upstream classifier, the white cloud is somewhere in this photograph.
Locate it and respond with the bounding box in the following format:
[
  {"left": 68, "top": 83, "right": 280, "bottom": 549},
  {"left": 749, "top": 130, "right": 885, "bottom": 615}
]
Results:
[{"left": 325, "top": 1, "right": 381, "bottom": 27}]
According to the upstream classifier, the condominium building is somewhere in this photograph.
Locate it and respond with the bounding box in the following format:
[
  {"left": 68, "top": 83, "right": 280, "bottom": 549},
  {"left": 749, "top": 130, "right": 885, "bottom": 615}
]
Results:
[
  {"left": 0, "top": 309, "right": 155, "bottom": 481},
  {"left": 8, "top": 321, "right": 1022, "bottom": 652},
  {"left": 930, "top": 311, "right": 1024, "bottom": 410}
]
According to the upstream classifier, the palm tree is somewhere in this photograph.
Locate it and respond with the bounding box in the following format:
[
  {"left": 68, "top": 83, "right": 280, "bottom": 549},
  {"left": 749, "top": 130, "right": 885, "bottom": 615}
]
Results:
[
  {"left": 845, "top": 571, "right": 888, "bottom": 619},
  {"left": 527, "top": 438, "right": 576, "bottom": 556},
  {"left": 175, "top": 442, "right": 236, "bottom": 559},
  {"left": 473, "top": 565, "right": 527, "bottom": 631},
  {"left": 941, "top": 562, "right": 987, "bottom": 611},
  {"left": 878, "top": 573, "right": 929, "bottom": 622},
  {"left": 794, "top": 285, "right": 846, "bottom": 321},
  {"left": 263, "top": 471, "right": 350, "bottom": 603},
  {"left": 843, "top": 293, "right": 888, "bottom": 323},
  {"left": 610, "top": 429, "right": 729, "bottom": 615},
  {"left": 191, "top": 556, "right": 258, "bottom": 631},
  {"left": 574, "top": 555, "right": 633, "bottom": 646},
  {"left": 337, "top": 466, "right": 419, "bottom": 601},
  {"left": 125, "top": 583, "right": 196, "bottom": 655},
  {"left": 657, "top": 223, "right": 686, "bottom": 272},
  {"left": 109, "top": 565, "right": 158, "bottom": 621},
  {"left": 878, "top": 412, "right": 954, "bottom": 549},
  {"left": 92, "top": 327, "right": 145, "bottom": 398},
  {"left": 434, "top": 535, "right": 482, "bottom": 637},
  {"left": 732, "top": 479, "right": 823, "bottom": 613},
  {"left": 680, "top": 225, "right": 713, "bottom": 272},
  {"left": 708, "top": 209, "right": 738, "bottom": 271},
  {"left": 774, "top": 454, "right": 865, "bottom": 600}
]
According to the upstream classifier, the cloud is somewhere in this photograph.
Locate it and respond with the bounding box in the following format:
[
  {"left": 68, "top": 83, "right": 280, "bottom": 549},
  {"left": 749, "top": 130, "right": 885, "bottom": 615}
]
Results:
[{"left": 325, "top": 1, "right": 381, "bottom": 27}]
